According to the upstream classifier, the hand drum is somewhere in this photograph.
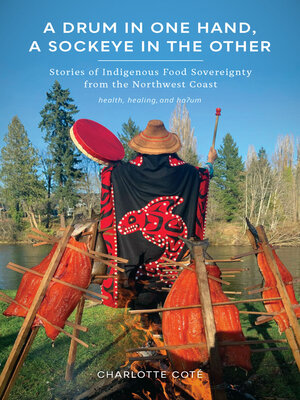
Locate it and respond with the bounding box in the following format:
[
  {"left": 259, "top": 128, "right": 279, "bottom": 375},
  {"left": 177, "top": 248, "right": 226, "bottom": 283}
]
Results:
[{"left": 70, "top": 119, "right": 125, "bottom": 164}]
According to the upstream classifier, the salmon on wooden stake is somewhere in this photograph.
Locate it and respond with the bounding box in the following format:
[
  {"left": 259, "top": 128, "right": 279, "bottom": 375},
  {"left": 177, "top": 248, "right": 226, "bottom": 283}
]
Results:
[
  {"left": 162, "top": 262, "right": 252, "bottom": 372},
  {"left": 3, "top": 238, "right": 92, "bottom": 340}
]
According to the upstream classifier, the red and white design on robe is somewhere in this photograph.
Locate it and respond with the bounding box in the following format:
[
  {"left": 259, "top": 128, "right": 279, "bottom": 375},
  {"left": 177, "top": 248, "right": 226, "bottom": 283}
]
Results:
[
  {"left": 100, "top": 155, "right": 210, "bottom": 307},
  {"left": 118, "top": 196, "right": 188, "bottom": 282}
]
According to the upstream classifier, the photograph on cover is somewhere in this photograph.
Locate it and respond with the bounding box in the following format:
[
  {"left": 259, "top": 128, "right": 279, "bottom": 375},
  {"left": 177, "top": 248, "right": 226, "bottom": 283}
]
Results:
[{"left": 0, "top": 0, "right": 299, "bottom": 399}]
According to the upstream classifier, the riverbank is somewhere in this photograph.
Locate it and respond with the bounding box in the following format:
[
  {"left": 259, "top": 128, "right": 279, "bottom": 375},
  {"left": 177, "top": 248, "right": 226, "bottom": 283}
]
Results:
[
  {"left": 206, "top": 221, "right": 300, "bottom": 246},
  {"left": 0, "top": 219, "right": 62, "bottom": 244},
  {"left": 1, "top": 219, "right": 300, "bottom": 247},
  {"left": 206, "top": 222, "right": 248, "bottom": 246}
]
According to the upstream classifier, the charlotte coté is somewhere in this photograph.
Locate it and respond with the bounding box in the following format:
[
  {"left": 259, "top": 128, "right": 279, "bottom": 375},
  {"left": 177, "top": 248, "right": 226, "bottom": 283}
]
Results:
[{"left": 97, "top": 370, "right": 203, "bottom": 379}]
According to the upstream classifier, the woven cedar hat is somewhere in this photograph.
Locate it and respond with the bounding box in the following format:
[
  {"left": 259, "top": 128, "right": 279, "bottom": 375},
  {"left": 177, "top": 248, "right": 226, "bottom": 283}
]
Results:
[
  {"left": 70, "top": 119, "right": 124, "bottom": 164},
  {"left": 128, "top": 120, "right": 181, "bottom": 155}
]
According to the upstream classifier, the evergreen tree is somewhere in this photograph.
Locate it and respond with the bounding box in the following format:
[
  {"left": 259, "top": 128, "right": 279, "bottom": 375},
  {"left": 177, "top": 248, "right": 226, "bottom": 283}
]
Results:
[
  {"left": 118, "top": 118, "right": 139, "bottom": 161},
  {"left": 258, "top": 147, "right": 269, "bottom": 166},
  {"left": 39, "top": 81, "right": 81, "bottom": 227},
  {"left": 213, "top": 133, "right": 244, "bottom": 221},
  {"left": 170, "top": 103, "right": 199, "bottom": 166},
  {"left": 0, "top": 116, "right": 44, "bottom": 228}
]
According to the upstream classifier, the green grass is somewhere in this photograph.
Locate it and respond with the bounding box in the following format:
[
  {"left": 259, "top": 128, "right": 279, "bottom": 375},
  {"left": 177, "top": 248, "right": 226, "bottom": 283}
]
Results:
[
  {"left": 0, "top": 291, "right": 299, "bottom": 399},
  {"left": 225, "top": 301, "right": 300, "bottom": 399},
  {"left": 0, "top": 291, "right": 145, "bottom": 400}
]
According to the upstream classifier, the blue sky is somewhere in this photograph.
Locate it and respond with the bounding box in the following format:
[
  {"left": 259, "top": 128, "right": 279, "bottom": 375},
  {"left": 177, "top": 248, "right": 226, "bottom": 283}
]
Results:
[{"left": 0, "top": 0, "right": 299, "bottom": 162}]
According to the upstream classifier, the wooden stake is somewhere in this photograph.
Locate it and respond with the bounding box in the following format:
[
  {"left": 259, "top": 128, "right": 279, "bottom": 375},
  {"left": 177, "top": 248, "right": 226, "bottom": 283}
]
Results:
[
  {"left": 254, "top": 304, "right": 299, "bottom": 324},
  {"left": 231, "top": 249, "right": 262, "bottom": 259},
  {"left": 224, "top": 291, "right": 242, "bottom": 295},
  {"left": 127, "top": 347, "right": 290, "bottom": 361},
  {"left": 255, "top": 315, "right": 274, "bottom": 325},
  {"left": 88, "top": 221, "right": 99, "bottom": 254},
  {"left": 220, "top": 268, "right": 249, "bottom": 272},
  {"left": 65, "top": 297, "right": 86, "bottom": 381},
  {"left": 247, "top": 287, "right": 271, "bottom": 295},
  {"left": 193, "top": 245, "right": 226, "bottom": 400},
  {"left": 129, "top": 297, "right": 282, "bottom": 315},
  {"left": 246, "top": 229, "right": 258, "bottom": 250},
  {"left": 161, "top": 256, "right": 242, "bottom": 264},
  {"left": 161, "top": 257, "right": 187, "bottom": 267},
  {"left": 0, "top": 226, "right": 73, "bottom": 398},
  {"left": 1, "top": 327, "right": 39, "bottom": 400},
  {"left": 206, "top": 259, "right": 243, "bottom": 263},
  {"left": 64, "top": 320, "right": 88, "bottom": 332},
  {"left": 30, "top": 227, "right": 55, "bottom": 241},
  {"left": 256, "top": 226, "right": 300, "bottom": 350},
  {"left": 98, "top": 226, "right": 114, "bottom": 233},
  {"left": 161, "top": 268, "right": 182, "bottom": 272},
  {"left": 244, "top": 283, "right": 262, "bottom": 291},
  {"left": 33, "top": 241, "right": 51, "bottom": 247},
  {"left": 208, "top": 275, "right": 231, "bottom": 286},
  {"left": 28, "top": 233, "right": 55, "bottom": 243},
  {"left": 230, "top": 246, "right": 280, "bottom": 260},
  {"left": 284, "top": 327, "right": 300, "bottom": 371},
  {"left": 65, "top": 221, "right": 98, "bottom": 382},
  {"left": 128, "top": 355, "right": 168, "bottom": 362},
  {"left": 81, "top": 231, "right": 93, "bottom": 236},
  {"left": 128, "top": 355, "right": 167, "bottom": 362},
  {"left": 239, "top": 310, "right": 276, "bottom": 316},
  {"left": 89, "top": 249, "right": 128, "bottom": 264},
  {"left": 6, "top": 262, "right": 108, "bottom": 300},
  {"left": 127, "top": 339, "right": 288, "bottom": 353},
  {"left": 84, "top": 295, "right": 103, "bottom": 304},
  {"left": 251, "top": 347, "right": 289, "bottom": 353}
]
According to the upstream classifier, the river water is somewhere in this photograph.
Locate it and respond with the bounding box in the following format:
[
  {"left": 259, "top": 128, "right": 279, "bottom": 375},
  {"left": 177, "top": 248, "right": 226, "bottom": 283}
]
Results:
[
  {"left": 0, "top": 244, "right": 299, "bottom": 295},
  {"left": 0, "top": 244, "right": 52, "bottom": 290}
]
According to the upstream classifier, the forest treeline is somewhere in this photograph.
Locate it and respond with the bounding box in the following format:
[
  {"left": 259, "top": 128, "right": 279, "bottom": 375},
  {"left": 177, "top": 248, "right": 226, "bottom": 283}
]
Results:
[
  {"left": 0, "top": 81, "right": 299, "bottom": 244},
  {"left": 207, "top": 134, "right": 300, "bottom": 245}
]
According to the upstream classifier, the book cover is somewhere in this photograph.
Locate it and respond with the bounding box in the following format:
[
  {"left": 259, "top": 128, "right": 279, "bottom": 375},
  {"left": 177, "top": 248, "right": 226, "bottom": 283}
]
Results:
[{"left": 0, "top": 1, "right": 299, "bottom": 399}]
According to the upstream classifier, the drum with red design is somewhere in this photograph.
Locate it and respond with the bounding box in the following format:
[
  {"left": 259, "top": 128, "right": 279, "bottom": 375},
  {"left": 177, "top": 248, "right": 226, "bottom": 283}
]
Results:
[{"left": 70, "top": 119, "right": 125, "bottom": 164}]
